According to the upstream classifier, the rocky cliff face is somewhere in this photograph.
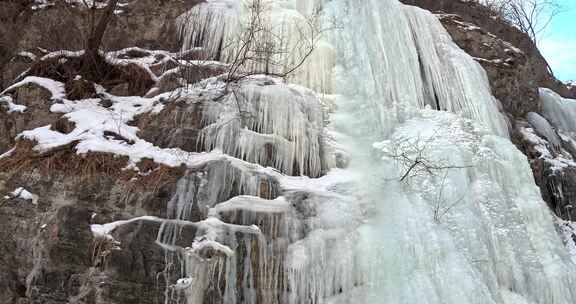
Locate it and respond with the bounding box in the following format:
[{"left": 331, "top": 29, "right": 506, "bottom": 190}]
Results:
[{"left": 1, "top": 1, "right": 575, "bottom": 303}]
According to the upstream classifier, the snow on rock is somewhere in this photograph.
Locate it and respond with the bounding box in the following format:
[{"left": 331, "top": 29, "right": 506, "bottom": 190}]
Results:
[
  {"left": 90, "top": 216, "right": 161, "bottom": 240},
  {"left": 1, "top": 76, "right": 65, "bottom": 100},
  {"left": 173, "top": 277, "right": 193, "bottom": 290},
  {"left": 32, "top": 0, "right": 129, "bottom": 10},
  {"left": 40, "top": 50, "right": 85, "bottom": 61},
  {"left": 8, "top": 187, "right": 39, "bottom": 205},
  {"left": 17, "top": 51, "right": 38, "bottom": 61},
  {"left": 519, "top": 124, "right": 576, "bottom": 173},
  {"left": 0, "top": 96, "right": 27, "bottom": 113},
  {"left": 17, "top": 89, "right": 180, "bottom": 166},
  {"left": 210, "top": 195, "right": 290, "bottom": 215},
  {"left": 188, "top": 236, "right": 234, "bottom": 257},
  {"left": 10, "top": 74, "right": 293, "bottom": 172},
  {"left": 31, "top": 0, "right": 54, "bottom": 10}
]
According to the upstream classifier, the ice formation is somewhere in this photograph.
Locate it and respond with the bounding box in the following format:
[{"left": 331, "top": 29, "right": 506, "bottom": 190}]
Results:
[
  {"left": 176, "top": 0, "right": 336, "bottom": 93},
  {"left": 199, "top": 77, "right": 326, "bottom": 177},
  {"left": 301, "top": 1, "right": 575, "bottom": 303},
  {"left": 527, "top": 111, "right": 562, "bottom": 152},
  {"left": 144, "top": 0, "right": 576, "bottom": 303},
  {"left": 154, "top": 158, "right": 291, "bottom": 304},
  {"left": 540, "top": 88, "right": 576, "bottom": 137}
]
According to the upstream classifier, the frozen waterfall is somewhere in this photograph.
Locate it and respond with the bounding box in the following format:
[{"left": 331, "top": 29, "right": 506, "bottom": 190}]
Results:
[{"left": 163, "top": 0, "right": 576, "bottom": 303}]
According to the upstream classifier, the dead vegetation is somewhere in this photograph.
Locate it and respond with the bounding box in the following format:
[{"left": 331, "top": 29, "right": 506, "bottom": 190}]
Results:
[
  {"left": 24, "top": 52, "right": 155, "bottom": 97},
  {"left": 91, "top": 235, "right": 117, "bottom": 270},
  {"left": 0, "top": 139, "right": 185, "bottom": 190}
]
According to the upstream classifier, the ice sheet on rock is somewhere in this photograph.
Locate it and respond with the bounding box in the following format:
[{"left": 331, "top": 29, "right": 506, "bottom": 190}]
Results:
[
  {"left": 210, "top": 195, "right": 299, "bottom": 240},
  {"left": 540, "top": 88, "right": 576, "bottom": 137},
  {"left": 1, "top": 76, "right": 65, "bottom": 100},
  {"left": 163, "top": 158, "right": 280, "bottom": 227},
  {"left": 354, "top": 110, "right": 576, "bottom": 304},
  {"left": 155, "top": 155, "right": 294, "bottom": 304},
  {"left": 324, "top": 0, "right": 508, "bottom": 137},
  {"left": 527, "top": 112, "right": 562, "bottom": 152},
  {"left": 519, "top": 123, "right": 576, "bottom": 173},
  {"left": 189, "top": 237, "right": 235, "bottom": 257},
  {"left": 274, "top": 167, "right": 366, "bottom": 304}
]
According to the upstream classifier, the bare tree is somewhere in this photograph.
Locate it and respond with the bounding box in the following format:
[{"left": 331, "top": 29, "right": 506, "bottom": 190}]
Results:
[
  {"left": 504, "top": 0, "right": 561, "bottom": 44},
  {"left": 226, "top": 1, "right": 326, "bottom": 83},
  {"left": 176, "top": 0, "right": 335, "bottom": 126},
  {"left": 382, "top": 132, "right": 471, "bottom": 182},
  {"left": 478, "top": 0, "right": 562, "bottom": 44},
  {"left": 176, "top": 0, "right": 333, "bottom": 85},
  {"left": 0, "top": 0, "right": 34, "bottom": 90},
  {"left": 432, "top": 171, "right": 466, "bottom": 223},
  {"left": 382, "top": 133, "right": 471, "bottom": 223},
  {"left": 81, "top": 0, "right": 120, "bottom": 77}
]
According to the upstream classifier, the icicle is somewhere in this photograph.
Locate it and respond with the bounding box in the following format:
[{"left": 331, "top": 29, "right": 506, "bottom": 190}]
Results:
[
  {"left": 165, "top": 1, "right": 576, "bottom": 304},
  {"left": 176, "top": 0, "right": 337, "bottom": 93},
  {"left": 155, "top": 161, "right": 283, "bottom": 304},
  {"left": 199, "top": 78, "right": 326, "bottom": 176},
  {"left": 209, "top": 195, "right": 296, "bottom": 239},
  {"left": 176, "top": 0, "right": 242, "bottom": 60},
  {"left": 285, "top": 229, "right": 363, "bottom": 304},
  {"left": 287, "top": 0, "right": 576, "bottom": 303},
  {"left": 324, "top": 0, "right": 508, "bottom": 137}
]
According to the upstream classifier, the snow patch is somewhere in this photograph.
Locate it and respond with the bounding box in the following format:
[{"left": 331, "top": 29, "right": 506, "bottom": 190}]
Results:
[
  {"left": 0, "top": 96, "right": 27, "bottom": 113},
  {"left": 1, "top": 76, "right": 65, "bottom": 100},
  {"left": 9, "top": 187, "right": 39, "bottom": 205}
]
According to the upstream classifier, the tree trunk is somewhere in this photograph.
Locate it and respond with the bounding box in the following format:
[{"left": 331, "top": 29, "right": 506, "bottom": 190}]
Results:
[{"left": 82, "top": 0, "right": 119, "bottom": 78}]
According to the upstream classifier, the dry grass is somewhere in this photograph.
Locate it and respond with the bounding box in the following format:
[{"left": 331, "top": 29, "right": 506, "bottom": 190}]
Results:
[
  {"left": 25, "top": 52, "right": 155, "bottom": 97},
  {"left": 0, "top": 139, "right": 185, "bottom": 190}
]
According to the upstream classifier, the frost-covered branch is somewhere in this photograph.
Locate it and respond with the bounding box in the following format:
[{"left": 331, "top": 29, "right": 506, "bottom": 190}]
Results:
[
  {"left": 432, "top": 171, "right": 466, "bottom": 223},
  {"left": 383, "top": 132, "right": 472, "bottom": 182},
  {"left": 223, "top": 0, "right": 329, "bottom": 84}
]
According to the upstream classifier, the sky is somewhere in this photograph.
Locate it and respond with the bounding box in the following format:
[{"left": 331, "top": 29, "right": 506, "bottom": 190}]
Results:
[{"left": 539, "top": 0, "right": 576, "bottom": 82}]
